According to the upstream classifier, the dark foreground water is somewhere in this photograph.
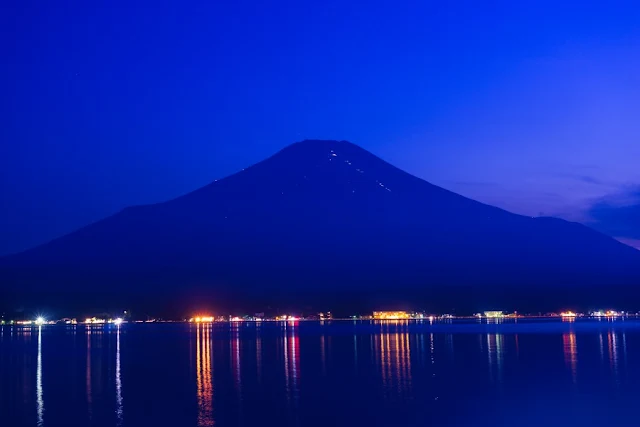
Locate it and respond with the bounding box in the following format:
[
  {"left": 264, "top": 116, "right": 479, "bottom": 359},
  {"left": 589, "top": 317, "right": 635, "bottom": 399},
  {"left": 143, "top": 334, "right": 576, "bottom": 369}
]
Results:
[{"left": 1, "top": 319, "right": 640, "bottom": 427}]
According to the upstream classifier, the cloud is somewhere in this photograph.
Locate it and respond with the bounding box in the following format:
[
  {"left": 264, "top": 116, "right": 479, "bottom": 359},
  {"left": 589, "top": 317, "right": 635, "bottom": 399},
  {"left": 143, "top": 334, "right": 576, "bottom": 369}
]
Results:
[
  {"left": 588, "top": 187, "right": 640, "bottom": 240},
  {"left": 574, "top": 175, "right": 608, "bottom": 186},
  {"left": 554, "top": 171, "right": 625, "bottom": 189}
]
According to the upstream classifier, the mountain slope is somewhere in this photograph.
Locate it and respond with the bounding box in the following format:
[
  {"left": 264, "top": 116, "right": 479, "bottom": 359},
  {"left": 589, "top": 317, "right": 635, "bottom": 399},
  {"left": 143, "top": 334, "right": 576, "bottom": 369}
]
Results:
[{"left": 2, "top": 140, "right": 639, "bottom": 313}]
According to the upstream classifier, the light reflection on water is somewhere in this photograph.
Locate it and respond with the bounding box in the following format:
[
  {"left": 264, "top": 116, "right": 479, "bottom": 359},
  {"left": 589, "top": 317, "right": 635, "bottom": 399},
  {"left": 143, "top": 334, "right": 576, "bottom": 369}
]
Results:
[
  {"left": 563, "top": 330, "right": 577, "bottom": 383},
  {"left": 86, "top": 326, "right": 92, "bottom": 421},
  {"left": 36, "top": 326, "right": 43, "bottom": 427},
  {"left": 319, "top": 333, "right": 328, "bottom": 376},
  {"left": 231, "top": 323, "right": 241, "bottom": 394},
  {"left": 376, "top": 321, "right": 412, "bottom": 395},
  {"left": 196, "top": 323, "right": 214, "bottom": 427},
  {"left": 283, "top": 322, "right": 300, "bottom": 403},
  {"left": 283, "top": 322, "right": 301, "bottom": 425},
  {"left": 256, "top": 323, "right": 262, "bottom": 384},
  {"left": 486, "top": 333, "right": 504, "bottom": 382},
  {"left": 115, "top": 326, "right": 123, "bottom": 427},
  {"left": 3, "top": 320, "right": 640, "bottom": 426},
  {"left": 608, "top": 330, "right": 618, "bottom": 375}
]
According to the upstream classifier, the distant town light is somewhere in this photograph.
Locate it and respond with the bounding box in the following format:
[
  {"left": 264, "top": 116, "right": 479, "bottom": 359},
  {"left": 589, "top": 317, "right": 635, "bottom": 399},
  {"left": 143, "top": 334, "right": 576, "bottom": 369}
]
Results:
[
  {"left": 560, "top": 311, "right": 576, "bottom": 318},
  {"left": 193, "top": 316, "right": 213, "bottom": 323},
  {"left": 483, "top": 311, "right": 504, "bottom": 318},
  {"left": 35, "top": 317, "right": 45, "bottom": 326},
  {"left": 114, "top": 318, "right": 123, "bottom": 326},
  {"left": 372, "top": 311, "right": 409, "bottom": 320}
]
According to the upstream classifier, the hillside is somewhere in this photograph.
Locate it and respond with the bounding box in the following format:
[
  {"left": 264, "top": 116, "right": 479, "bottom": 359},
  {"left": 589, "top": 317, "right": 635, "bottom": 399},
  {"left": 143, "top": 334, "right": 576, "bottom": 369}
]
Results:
[{"left": 2, "top": 140, "right": 639, "bottom": 313}]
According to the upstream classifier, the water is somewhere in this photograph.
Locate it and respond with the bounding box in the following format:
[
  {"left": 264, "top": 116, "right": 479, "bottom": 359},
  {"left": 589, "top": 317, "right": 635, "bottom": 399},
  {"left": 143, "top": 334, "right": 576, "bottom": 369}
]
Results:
[{"left": 1, "top": 319, "right": 639, "bottom": 427}]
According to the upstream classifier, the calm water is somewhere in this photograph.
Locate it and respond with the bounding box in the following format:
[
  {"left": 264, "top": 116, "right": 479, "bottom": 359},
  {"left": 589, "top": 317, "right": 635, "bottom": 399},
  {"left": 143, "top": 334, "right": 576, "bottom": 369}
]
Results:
[{"left": 1, "top": 319, "right": 640, "bottom": 427}]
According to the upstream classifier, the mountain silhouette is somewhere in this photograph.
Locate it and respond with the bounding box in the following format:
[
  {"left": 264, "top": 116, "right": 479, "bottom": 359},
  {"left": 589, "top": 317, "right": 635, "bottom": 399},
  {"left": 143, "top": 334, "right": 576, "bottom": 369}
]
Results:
[{"left": 2, "top": 140, "right": 639, "bottom": 314}]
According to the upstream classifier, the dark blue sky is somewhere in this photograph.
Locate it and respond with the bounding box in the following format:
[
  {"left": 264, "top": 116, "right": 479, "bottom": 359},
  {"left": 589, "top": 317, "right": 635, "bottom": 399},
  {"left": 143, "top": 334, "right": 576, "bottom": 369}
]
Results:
[{"left": 2, "top": 0, "right": 640, "bottom": 255}]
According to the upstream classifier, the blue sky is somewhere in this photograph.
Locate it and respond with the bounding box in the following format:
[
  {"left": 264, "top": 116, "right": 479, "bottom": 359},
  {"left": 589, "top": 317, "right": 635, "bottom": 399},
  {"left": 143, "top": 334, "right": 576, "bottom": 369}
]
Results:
[{"left": 2, "top": 0, "right": 640, "bottom": 254}]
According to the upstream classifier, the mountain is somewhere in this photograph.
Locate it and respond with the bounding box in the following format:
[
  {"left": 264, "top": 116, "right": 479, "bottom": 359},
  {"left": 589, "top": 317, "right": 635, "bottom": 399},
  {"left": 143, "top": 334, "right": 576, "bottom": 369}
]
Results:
[{"left": 1, "top": 140, "right": 639, "bottom": 314}]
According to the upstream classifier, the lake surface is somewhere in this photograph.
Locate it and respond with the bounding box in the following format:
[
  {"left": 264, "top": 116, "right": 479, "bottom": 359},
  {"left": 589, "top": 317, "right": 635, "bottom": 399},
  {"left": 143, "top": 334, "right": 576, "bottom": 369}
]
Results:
[{"left": 2, "top": 319, "right": 640, "bottom": 426}]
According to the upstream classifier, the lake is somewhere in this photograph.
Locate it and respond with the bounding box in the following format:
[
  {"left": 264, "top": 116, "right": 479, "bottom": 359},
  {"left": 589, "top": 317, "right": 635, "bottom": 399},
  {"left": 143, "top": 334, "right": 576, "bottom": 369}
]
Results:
[{"left": 1, "top": 319, "right": 639, "bottom": 426}]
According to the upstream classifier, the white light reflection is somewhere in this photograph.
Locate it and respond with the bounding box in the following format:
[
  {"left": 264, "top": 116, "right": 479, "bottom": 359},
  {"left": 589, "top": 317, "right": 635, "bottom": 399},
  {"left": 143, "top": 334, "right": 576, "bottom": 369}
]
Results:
[
  {"left": 231, "top": 325, "right": 241, "bottom": 394},
  {"left": 623, "top": 331, "right": 628, "bottom": 372},
  {"left": 36, "top": 326, "right": 44, "bottom": 427},
  {"left": 231, "top": 323, "right": 244, "bottom": 426},
  {"left": 320, "top": 335, "right": 327, "bottom": 376},
  {"left": 599, "top": 332, "right": 605, "bottom": 361},
  {"left": 486, "top": 334, "right": 504, "bottom": 382},
  {"left": 283, "top": 322, "right": 301, "bottom": 425},
  {"left": 256, "top": 326, "right": 262, "bottom": 384},
  {"left": 608, "top": 330, "right": 619, "bottom": 379},
  {"left": 353, "top": 334, "right": 358, "bottom": 369},
  {"left": 86, "top": 326, "right": 93, "bottom": 421},
  {"left": 115, "top": 326, "right": 123, "bottom": 426}
]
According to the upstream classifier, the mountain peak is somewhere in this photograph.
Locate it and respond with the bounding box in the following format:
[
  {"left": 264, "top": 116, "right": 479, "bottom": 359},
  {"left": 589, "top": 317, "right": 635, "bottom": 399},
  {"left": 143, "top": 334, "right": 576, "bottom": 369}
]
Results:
[
  {"left": 288, "top": 139, "right": 358, "bottom": 149},
  {"left": 275, "top": 139, "right": 367, "bottom": 159}
]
